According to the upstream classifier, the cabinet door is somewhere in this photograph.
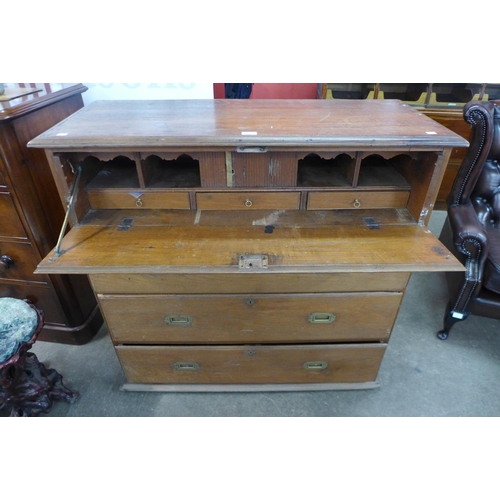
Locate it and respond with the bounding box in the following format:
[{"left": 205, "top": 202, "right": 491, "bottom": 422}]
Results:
[{"left": 231, "top": 152, "right": 297, "bottom": 187}]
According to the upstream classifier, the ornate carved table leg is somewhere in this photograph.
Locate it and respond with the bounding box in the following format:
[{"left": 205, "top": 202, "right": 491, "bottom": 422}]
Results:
[{"left": 0, "top": 298, "right": 80, "bottom": 417}]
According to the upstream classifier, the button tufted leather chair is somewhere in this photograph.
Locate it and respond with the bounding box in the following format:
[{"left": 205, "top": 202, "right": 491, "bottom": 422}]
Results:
[{"left": 438, "top": 100, "right": 500, "bottom": 339}]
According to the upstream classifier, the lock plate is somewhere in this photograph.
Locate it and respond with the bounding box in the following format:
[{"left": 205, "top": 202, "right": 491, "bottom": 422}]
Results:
[{"left": 238, "top": 254, "right": 269, "bottom": 270}]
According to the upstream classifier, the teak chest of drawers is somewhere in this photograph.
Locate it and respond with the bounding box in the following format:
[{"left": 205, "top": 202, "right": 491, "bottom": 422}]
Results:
[{"left": 28, "top": 99, "right": 467, "bottom": 391}]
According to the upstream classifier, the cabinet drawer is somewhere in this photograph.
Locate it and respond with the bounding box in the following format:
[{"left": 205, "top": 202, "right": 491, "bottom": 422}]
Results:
[
  {"left": 116, "top": 343, "right": 387, "bottom": 384},
  {"left": 0, "top": 282, "right": 65, "bottom": 324},
  {"left": 90, "top": 272, "right": 410, "bottom": 294},
  {"left": 87, "top": 190, "right": 190, "bottom": 209},
  {"left": 100, "top": 292, "right": 402, "bottom": 343},
  {"left": 0, "top": 192, "right": 27, "bottom": 238},
  {"left": 0, "top": 241, "right": 45, "bottom": 283},
  {"left": 307, "top": 190, "right": 409, "bottom": 210},
  {"left": 196, "top": 192, "right": 300, "bottom": 210}
]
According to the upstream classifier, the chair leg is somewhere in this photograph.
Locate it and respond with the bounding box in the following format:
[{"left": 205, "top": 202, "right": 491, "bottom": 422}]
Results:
[{"left": 437, "top": 303, "right": 469, "bottom": 340}]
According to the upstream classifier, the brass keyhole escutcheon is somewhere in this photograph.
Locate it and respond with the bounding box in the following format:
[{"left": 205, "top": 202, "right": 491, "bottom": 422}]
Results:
[
  {"left": 353, "top": 199, "right": 361, "bottom": 208},
  {"left": 246, "top": 298, "right": 255, "bottom": 306},
  {"left": 245, "top": 199, "right": 253, "bottom": 208},
  {"left": 136, "top": 198, "right": 143, "bottom": 208}
]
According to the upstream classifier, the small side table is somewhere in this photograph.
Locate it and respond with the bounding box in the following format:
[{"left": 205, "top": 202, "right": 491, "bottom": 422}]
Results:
[{"left": 0, "top": 298, "right": 79, "bottom": 417}]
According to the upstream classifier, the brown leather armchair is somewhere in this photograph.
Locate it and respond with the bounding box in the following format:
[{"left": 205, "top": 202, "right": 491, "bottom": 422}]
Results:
[{"left": 438, "top": 100, "right": 500, "bottom": 339}]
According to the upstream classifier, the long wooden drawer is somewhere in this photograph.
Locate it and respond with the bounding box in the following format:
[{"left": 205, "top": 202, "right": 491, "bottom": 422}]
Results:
[
  {"left": 87, "top": 190, "right": 191, "bottom": 209},
  {"left": 196, "top": 191, "right": 300, "bottom": 210},
  {"left": 90, "top": 272, "right": 410, "bottom": 294},
  {"left": 100, "top": 292, "right": 402, "bottom": 343},
  {"left": 0, "top": 241, "right": 45, "bottom": 283},
  {"left": 0, "top": 192, "right": 27, "bottom": 238},
  {"left": 307, "top": 190, "right": 410, "bottom": 210},
  {"left": 116, "top": 343, "right": 387, "bottom": 384}
]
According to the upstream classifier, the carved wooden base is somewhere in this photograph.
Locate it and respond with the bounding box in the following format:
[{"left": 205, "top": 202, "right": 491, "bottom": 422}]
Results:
[{"left": 0, "top": 344, "right": 79, "bottom": 417}]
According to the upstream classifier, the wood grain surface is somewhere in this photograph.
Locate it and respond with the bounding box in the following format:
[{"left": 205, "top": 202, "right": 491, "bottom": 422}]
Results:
[{"left": 28, "top": 99, "right": 469, "bottom": 150}]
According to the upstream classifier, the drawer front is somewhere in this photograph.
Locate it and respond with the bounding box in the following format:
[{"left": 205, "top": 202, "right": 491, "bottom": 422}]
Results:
[
  {"left": 90, "top": 272, "right": 410, "bottom": 295},
  {"left": 307, "top": 190, "right": 409, "bottom": 210},
  {"left": 116, "top": 343, "right": 387, "bottom": 384},
  {"left": 100, "top": 292, "right": 402, "bottom": 343},
  {"left": 87, "top": 190, "right": 191, "bottom": 209},
  {"left": 0, "top": 241, "right": 45, "bottom": 283},
  {"left": 0, "top": 282, "right": 66, "bottom": 324},
  {"left": 0, "top": 192, "right": 27, "bottom": 238},
  {"left": 196, "top": 192, "right": 300, "bottom": 210}
]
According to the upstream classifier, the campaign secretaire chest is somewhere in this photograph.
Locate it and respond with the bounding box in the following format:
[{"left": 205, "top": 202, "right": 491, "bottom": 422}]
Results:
[{"left": 28, "top": 99, "right": 467, "bottom": 391}]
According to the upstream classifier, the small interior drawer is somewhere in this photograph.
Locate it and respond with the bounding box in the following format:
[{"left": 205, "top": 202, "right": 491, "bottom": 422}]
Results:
[
  {"left": 99, "top": 292, "right": 402, "bottom": 344},
  {"left": 116, "top": 343, "right": 387, "bottom": 385},
  {"left": 87, "top": 190, "right": 191, "bottom": 209},
  {"left": 307, "top": 190, "right": 410, "bottom": 210},
  {"left": 196, "top": 191, "right": 300, "bottom": 210}
]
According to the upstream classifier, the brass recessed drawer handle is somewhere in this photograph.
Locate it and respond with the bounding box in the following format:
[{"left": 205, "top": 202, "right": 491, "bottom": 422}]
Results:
[
  {"left": 245, "top": 198, "right": 253, "bottom": 208},
  {"left": 136, "top": 198, "right": 143, "bottom": 207},
  {"left": 303, "top": 361, "right": 328, "bottom": 370},
  {"left": 0, "top": 255, "right": 14, "bottom": 270},
  {"left": 353, "top": 199, "right": 361, "bottom": 208},
  {"left": 308, "top": 312, "right": 336, "bottom": 324},
  {"left": 174, "top": 362, "right": 199, "bottom": 371},
  {"left": 165, "top": 315, "right": 193, "bottom": 326}
]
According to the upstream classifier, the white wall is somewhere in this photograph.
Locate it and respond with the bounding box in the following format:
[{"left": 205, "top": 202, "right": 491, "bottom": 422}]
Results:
[{"left": 81, "top": 83, "right": 214, "bottom": 105}]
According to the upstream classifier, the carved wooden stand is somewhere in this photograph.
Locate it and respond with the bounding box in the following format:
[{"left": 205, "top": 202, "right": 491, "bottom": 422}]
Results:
[{"left": 0, "top": 303, "right": 80, "bottom": 417}]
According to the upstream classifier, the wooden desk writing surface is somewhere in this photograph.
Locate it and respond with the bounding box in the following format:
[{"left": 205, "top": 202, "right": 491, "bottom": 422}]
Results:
[{"left": 29, "top": 99, "right": 467, "bottom": 391}]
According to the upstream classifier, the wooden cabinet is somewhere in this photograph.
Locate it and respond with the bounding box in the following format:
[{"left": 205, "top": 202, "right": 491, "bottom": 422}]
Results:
[
  {"left": 320, "top": 83, "right": 500, "bottom": 207},
  {"left": 28, "top": 99, "right": 467, "bottom": 390},
  {"left": 0, "top": 84, "right": 102, "bottom": 344}
]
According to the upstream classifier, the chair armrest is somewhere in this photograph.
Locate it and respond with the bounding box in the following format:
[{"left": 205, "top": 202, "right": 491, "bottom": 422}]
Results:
[
  {"left": 447, "top": 201, "right": 490, "bottom": 313},
  {"left": 449, "top": 201, "right": 490, "bottom": 264}
]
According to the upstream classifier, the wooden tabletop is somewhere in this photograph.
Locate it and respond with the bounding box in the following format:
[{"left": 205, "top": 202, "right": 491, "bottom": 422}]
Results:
[{"left": 28, "top": 99, "right": 469, "bottom": 150}]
